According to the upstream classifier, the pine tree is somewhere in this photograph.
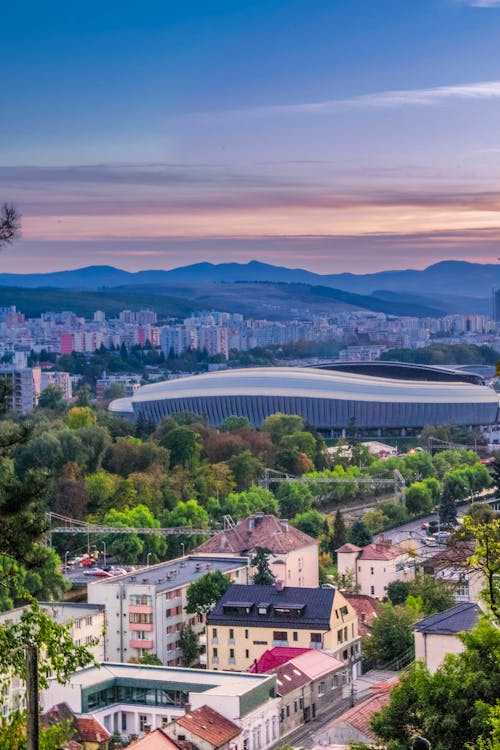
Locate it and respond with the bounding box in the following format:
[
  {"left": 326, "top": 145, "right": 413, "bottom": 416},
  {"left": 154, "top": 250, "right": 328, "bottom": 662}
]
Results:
[
  {"left": 439, "top": 484, "right": 457, "bottom": 527},
  {"left": 251, "top": 547, "right": 276, "bottom": 585},
  {"left": 331, "top": 509, "right": 347, "bottom": 554}
]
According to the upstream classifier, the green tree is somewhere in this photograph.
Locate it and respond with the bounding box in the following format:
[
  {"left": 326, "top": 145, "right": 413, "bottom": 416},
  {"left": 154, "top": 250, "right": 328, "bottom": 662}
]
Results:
[
  {"left": 262, "top": 413, "right": 304, "bottom": 445},
  {"left": 407, "top": 575, "right": 455, "bottom": 615},
  {"left": 102, "top": 504, "right": 167, "bottom": 564},
  {"left": 129, "top": 653, "right": 162, "bottom": 665},
  {"left": 462, "top": 516, "right": 500, "bottom": 620},
  {"left": 251, "top": 547, "right": 276, "bottom": 585},
  {"left": 162, "top": 499, "right": 210, "bottom": 555},
  {"left": 161, "top": 426, "right": 200, "bottom": 468},
  {"left": 66, "top": 406, "right": 96, "bottom": 429},
  {"left": 348, "top": 520, "right": 372, "bottom": 547},
  {"left": 405, "top": 482, "right": 433, "bottom": 516},
  {"left": 439, "top": 484, "right": 458, "bottom": 527},
  {"left": 222, "top": 486, "right": 278, "bottom": 520},
  {"left": 228, "top": 450, "right": 263, "bottom": 491},
  {"left": 186, "top": 571, "right": 231, "bottom": 617},
  {"left": 331, "top": 509, "right": 347, "bottom": 553},
  {"left": 178, "top": 624, "right": 200, "bottom": 667},
  {"left": 363, "top": 603, "right": 416, "bottom": 667},
  {"left": 363, "top": 509, "right": 389, "bottom": 533},
  {"left": 37, "top": 385, "right": 65, "bottom": 412},
  {"left": 387, "top": 580, "right": 411, "bottom": 606},
  {"left": 292, "top": 509, "right": 327, "bottom": 538},
  {"left": 371, "top": 618, "right": 500, "bottom": 750},
  {"left": 221, "top": 415, "right": 251, "bottom": 432},
  {"left": 276, "top": 481, "right": 312, "bottom": 518}
]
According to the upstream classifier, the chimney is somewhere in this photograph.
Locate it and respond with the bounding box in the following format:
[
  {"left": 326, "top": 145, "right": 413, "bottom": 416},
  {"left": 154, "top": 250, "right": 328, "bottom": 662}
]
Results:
[
  {"left": 275, "top": 578, "right": 285, "bottom": 592},
  {"left": 280, "top": 519, "right": 289, "bottom": 532},
  {"left": 248, "top": 517, "right": 255, "bottom": 532}
]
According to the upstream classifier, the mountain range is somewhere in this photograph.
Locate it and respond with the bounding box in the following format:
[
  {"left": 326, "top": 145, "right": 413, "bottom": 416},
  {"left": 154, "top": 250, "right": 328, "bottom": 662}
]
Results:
[{"left": 0, "top": 260, "right": 495, "bottom": 299}]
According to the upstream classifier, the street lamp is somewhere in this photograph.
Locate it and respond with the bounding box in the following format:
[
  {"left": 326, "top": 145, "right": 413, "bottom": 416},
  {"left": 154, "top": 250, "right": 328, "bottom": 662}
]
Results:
[
  {"left": 102, "top": 541, "right": 107, "bottom": 568},
  {"left": 146, "top": 552, "right": 152, "bottom": 567},
  {"left": 64, "top": 551, "right": 70, "bottom": 570},
  {"left": 181, "top": 542, "right": 185, "bottom": 557}
]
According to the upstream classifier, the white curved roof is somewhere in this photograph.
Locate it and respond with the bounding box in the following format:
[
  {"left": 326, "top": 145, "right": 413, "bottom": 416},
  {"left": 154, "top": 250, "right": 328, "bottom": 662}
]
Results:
[
  {"left": 108, "top": 396, "right": 134, "bottom": 413},
  {"left": 129, "top": 367, "right": 497, "bottom": 405}
]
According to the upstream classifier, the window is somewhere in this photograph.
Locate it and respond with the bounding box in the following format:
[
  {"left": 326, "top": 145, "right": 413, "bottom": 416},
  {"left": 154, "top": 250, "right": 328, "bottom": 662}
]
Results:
[
  {"left": 294, "top": 700, "right": 298, "bottom": 712},
  {"left": 74, "top": 619, "right": 82, "bottom": 629},
  {"left": 344, "top": 626, "right": 348, "bottom": 641},
  {"left": 139, "top": 715, "right": 149, "bottom": 733},
  {"left": 370, "top": 585, "right": 375, "bottom": 596},
  {"left": 310, "top": 632, "right": 321, "bottom": 643},
  {"left": 265, "top": 720, "right": 270, "bottom": 744},
  {"left": 121, "top": 713, "right": 127, "bottom": 731},
  {"left": 213, "top": 647, "right": 218, "bottom": 658},
  {"left": 286, "top": 705, "right": 290, "bottom": 717},
  {"left": 130, "top": 595, "right": 152, "bottom": 606},
  {"left": 245, "top": 629, "right": 249, "bottom": 638},
  {"left": 243, "top": 733, "right": 249, "bottom": 750},
  {"left": 273, "top": 631, "right": 287, "bottom": 643},
  {"left": 293, "top": 631, "right": 298, "bottom": 641},
  {"left": 229, "top": 628, "right": 235, "bottom": 642},
  {"left": 130, "top": 613, "right": 153, "bottom": 624},
  {"left": 85, "top": 616, "right": 93, "bottom": 626},
  {"left": 280, "top": 709, "right": 285, "bottom": 723},
  {"left": 318, "top": 681, "right": 325, "bottom": 696},
  {"left": 245, "top": 649, "right": 249, "bottom": 659},
  {"left": 85, "top": 635, "right": 94, "bottom": 645},
  {"left": 370, "top": 567, "right": 374, "bottom": 575},
  {"left": 299, "top": 697, "right": 304, "bottom": 710},
  {"left": 343, "top": 649, "right": 348, "bottom": 660},
  {"left": 337, "top": 629, "right": 343, "bottom": 644}
]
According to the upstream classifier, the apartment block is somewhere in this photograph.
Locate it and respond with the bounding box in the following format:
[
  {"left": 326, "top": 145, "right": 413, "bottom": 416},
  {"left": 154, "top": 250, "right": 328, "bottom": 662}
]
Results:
[
  {"left": 206, "top": 583, "right": 361, "bottom": 676},
  {"left": 87, "top": 556, "right": 250, "bottom": 666},
  {"left": 0, "top": 366, "right": 41, "bottom": 413},
  {"left": 0, "top": 602, "right": 105, "bottom": 718}
]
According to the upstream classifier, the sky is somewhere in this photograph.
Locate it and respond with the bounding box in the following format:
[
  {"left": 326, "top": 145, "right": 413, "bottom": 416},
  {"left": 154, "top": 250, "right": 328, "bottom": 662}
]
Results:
[{"left": 2, "top": 0, "right": 500, "bottom": 274}]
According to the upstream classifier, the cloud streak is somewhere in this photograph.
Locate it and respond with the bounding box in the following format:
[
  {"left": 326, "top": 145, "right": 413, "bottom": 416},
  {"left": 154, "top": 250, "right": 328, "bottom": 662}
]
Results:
[{"left": 195, "top": 80, "right": 500, "bottom": 120}]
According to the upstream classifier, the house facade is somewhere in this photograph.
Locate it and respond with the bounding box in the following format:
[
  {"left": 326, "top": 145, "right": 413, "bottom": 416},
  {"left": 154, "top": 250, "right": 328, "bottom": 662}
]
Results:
[
  {"left": 193, "top": 515, "right": 319, "bottom": 588},
  {"left": 165, "top": 705, "right": 242, "bottom": 750},
  {"left": 336, "top": 540, "right": 415, "bottom": 599},
  {"left": 87, "top": 555, "right": 249, "bottom": 666},
  {"left": 206, "top": 583, "right": 361, "bottom": 677},
  {"left": 413, "top": 602, "right": 479, "bottom": 674}
]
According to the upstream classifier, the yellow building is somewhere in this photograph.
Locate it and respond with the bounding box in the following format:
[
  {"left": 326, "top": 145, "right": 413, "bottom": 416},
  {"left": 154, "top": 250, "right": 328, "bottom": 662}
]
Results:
[{"left": 206, "top": 582, "right": 361, "bottom": 677}]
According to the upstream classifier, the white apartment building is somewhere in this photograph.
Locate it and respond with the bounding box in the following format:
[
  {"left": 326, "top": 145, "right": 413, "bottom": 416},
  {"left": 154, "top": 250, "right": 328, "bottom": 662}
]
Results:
[
  {"left": 336, "top": 540, "right": 415, "bottom": 599},
  {"left": 40, "top": 662, "right": 280, "bottom": 746},
  {"left": 0, "top": 602, "right": 105, "bottom": 718},
  {"left": 41, "top": 370, "right": 73, "bottom": 400},
  {"left": 87, "top": 556, "right": 250, "bottom": 666},
  {"left": 0, "top": 366, "right": 41, "bottom": 413}
]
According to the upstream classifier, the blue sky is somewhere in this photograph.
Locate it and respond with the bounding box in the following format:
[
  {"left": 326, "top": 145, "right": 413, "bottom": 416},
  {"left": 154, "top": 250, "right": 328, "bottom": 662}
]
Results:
[{"left": 2, "top": 0, "right": 500, "bottom": 273}]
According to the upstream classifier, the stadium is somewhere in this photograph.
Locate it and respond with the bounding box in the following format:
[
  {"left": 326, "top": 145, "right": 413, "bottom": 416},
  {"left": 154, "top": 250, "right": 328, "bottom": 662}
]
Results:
[{"left": 109, "top": 366, "right": 500, "bottom": 434}]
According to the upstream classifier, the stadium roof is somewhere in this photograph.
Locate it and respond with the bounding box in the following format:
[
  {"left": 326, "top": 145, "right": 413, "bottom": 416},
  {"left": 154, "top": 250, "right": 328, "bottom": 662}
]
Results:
[{"left": 129, "top": 367, "right": 496, "bottom": 404}]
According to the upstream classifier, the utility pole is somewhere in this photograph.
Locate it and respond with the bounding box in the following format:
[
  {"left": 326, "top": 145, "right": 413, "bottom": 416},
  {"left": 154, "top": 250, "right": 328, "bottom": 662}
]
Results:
[{"left": 26, "top": 643, "right": 39, "bottom": 750}]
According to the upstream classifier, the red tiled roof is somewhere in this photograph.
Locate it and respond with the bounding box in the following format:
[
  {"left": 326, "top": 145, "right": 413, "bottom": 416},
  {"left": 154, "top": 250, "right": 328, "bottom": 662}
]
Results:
[
  {"left": 336, "top": 543, "right": 361, "bottom": 553},
  {"left": 176, "top": 706, "right": 241, "bottom": 748},
  {"left": 249, "top": 646, "right": 310, "bottom": 673},
  {"left": 129, "top": 729, "right": 181, "bottom": 750},
  {"left": 271, "top": 662, "right": 310, "bottom": 695},
  {"left": 327, "top": 684, "right": 395, "bottom": 741},
  {"left": 358, "top": 542, "right": 407, "bottom": 561},
  {"left": 344, "top": 594, "right": 379, "bottom": 637},
  {"left": 194, "top": 515, "right": 318, "bottom": 555},
  {"left": 76, "top": 717, "right": 111, "bottom": 744}
]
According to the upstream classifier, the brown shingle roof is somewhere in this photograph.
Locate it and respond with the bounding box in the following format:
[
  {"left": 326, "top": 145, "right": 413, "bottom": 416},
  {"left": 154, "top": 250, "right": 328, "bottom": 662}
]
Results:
[
  {"left": 75, "top": 717, "right": 111, "bottom": 744},
  {"left": 344, "top": 594, "right": 379, "bottom": 637},
  {"left": 194, "top": 515, "right": 318, "bottom": 555},
  {"left": 336, "top": 543, "right": 361, "bottom": 553},
  {"left": 176, "top": 706, "right": 241, "bottom": 748}
]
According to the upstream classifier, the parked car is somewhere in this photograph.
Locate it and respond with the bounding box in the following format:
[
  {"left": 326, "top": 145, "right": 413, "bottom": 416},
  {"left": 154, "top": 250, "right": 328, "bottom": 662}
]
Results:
[
  {"left": 435, "top": 531, "right": 451, "bottom": 544},
  {"left": 421, "top": 522, "right": 429, "bottom": 531},
  {"left": 424, "top": 536, "right": 438, "bottom": 547}
]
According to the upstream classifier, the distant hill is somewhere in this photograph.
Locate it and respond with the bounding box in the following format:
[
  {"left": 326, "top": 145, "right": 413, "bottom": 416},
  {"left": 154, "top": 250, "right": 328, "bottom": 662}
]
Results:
[{"left": 0, "top": 260, "right": 495, "bottom": 302}]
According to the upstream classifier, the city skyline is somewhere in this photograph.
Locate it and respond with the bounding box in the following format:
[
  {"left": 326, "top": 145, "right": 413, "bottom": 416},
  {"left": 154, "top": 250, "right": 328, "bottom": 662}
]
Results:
[{"left": 2, "top": 0, "right": 500, "bottom": 273}]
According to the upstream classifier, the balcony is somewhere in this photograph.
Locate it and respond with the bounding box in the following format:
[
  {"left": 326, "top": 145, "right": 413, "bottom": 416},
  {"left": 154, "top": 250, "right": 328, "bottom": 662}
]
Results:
[
  {"left": 309, "top": 641, "right": 322, "bottom": 650},
  {"left": 272, "top": 640, "right": 289, "bottom": 648},
  {"left": 228, "top": 657, "right": 236, "bottom": 664},
  {"left": 129, "top": 605, "right": 153, "bottom": 615},
  {"left": 198, "top": 633, "right": 207, "bottom": 646},
  {"left": 129, "top": 622, "right": 153, "bottom": 632},
  {"left": 212, "top": 656, "right": 219, "bottom": 665},
  {"left": 130, "top": 639, "right": 154, "bottom": 649}
]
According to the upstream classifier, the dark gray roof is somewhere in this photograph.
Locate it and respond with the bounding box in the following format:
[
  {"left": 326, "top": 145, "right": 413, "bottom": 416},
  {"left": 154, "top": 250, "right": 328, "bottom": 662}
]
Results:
[
  {"left": 413, "top": 603, "right": 479, "bottom": 635},
  {"left": 207, "top": 584, "right": 335, "bottom": 630}
]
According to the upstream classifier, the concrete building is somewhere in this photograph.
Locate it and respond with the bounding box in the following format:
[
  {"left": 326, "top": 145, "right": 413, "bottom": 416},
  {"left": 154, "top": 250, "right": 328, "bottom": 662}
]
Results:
[
  {"left": 40, "top": 663, "right": 279, "bottom": 747},
  {"left": 336, "top": 540, "right": 415, "bottom": 599},
  {"left": 420, "top": 542, "right": 484, "bottom": 604},
  {"left": 414, "top": 602, "right": 480, "bottom": 674},
  {"left": 206, "top": 583, "right": 361, "bottom": 675},
  {"left": 193, "top": 515, "right": 319, "bottom": 588},
  {"left": 41, "top": 370, "right": 73, "bottom": 400},
  {"left": 87, "top": 556, "right": 249, "bottom": 666},
  {"left": 0, "top": 602, "right": 105, "bottom": 718},
  {"left": 0, "top": 365, "right": 41, "bottom": 413}
]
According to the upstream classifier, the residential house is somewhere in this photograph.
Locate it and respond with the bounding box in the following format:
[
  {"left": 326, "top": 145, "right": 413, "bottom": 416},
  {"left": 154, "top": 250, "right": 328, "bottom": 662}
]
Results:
[
  {"left": 87, "top": 555, "right": 249, "bottom": 666},
  {"left": 165, "top": 705, "right": 242, "bottom": 750},
  {"left": 40, "top": 662, "right": 280, "bottom": 747},
  {"left": 413, "top": 602, "right": 480, "bottom": 674},
  {"left": 129, "top": 729, "right": 182, "bottom": 750},
  {"left": 193, "top": 514, "right": 319, "bottom": 588},
  {"left": 206, "top": 582, "right": 361, "bottom": 677},
  {"left": 420, "top": 542, "right": 484, "bottom": 604},
  {"left": 336, "top": 540, "right": 415, "bottom": 599},
  {"left": 41, "top": 703, "right": 111, "bottom": 750},
  {"left": 312, "top": 683, "right": 395, "bottom": 748},
  {"left": 251, "top": 648, "right": 346, "bottom": 735},
  {"left": 343, "top": 595, "right": 379, "bottom": 638}
]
